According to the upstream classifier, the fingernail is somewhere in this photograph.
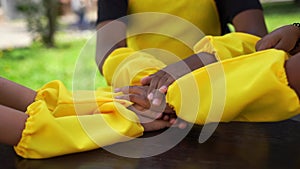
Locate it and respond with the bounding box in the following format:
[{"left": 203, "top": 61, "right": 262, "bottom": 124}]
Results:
[
  {"left": 147, "top": 93, "right": 153, "bottom": 100},
  {"left": 179, "top": 123, "right": 187, "bottom": 129},
  {"left": 152, "top": 98, "right": 161, "bottom": 105},
  {"left": 159, "top": 86, "right": 168, "bottom": 93},
  {"left": 114, "top": 88, "right": 121, "bottom": 92},
  {"left": 170, "top": 118, "right": 176, "bottom": 124}
]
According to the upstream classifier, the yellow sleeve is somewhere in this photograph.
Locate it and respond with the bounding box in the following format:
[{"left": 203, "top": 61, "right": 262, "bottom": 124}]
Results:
[
  {"left": 102, "top": 47, "right": 166, "bottom": 88},
  {"left": 167, "top": 33, "right": 300, "bottom": 124},
  {"left": 193, "top": 32, "right": 260, "bottom": 60},
  {"left": 14, "top": 81, "right": 144, "bottom": 159}
]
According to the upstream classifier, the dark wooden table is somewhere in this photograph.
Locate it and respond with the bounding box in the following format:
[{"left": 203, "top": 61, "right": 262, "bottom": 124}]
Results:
[{"left": 2, "top": 120, "right": 300, "bottom": 169}]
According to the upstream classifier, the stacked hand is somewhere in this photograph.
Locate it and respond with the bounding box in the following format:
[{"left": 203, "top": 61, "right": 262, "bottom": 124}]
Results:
[
  {"left": 143, "top": 58, "right": 193, "bottom": 100},
  {"left": 141, "top": 52, "right": 217, "bottom": 108},
  {"left": 115, "top": 52, "right": 217, "bottom": 131},
  {"left": 115, "top": 86, "right": 187, "bottom": 131}
]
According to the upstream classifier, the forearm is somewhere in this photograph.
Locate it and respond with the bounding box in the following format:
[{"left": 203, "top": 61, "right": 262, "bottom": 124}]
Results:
[
  {"left": 0, "top": 77, "right": 36, "bottom": 112},
  {"left": 233, "top": 9, "right": 268, "bottom": 37},
  {"left": 96, "top": 20, "right": 127, "bottom": 74},
  {"left": 183, "top": 52, "right": 217, "bottom": 71},
  {"left": 168, "top": 52, "right": 217, "bottom": 77},
  {"left": 0, "top": 105, "right": 28, "bottom": 146},
  {"left": 156, "top": 52, "right": 217, "bottom": 87},
  {"left": 285, "top": 52, "right": 300, "bottom": 97}
]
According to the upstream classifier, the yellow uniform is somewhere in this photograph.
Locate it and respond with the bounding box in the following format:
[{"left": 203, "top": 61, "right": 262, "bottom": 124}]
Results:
[
  {"left": 15, "top": 32, "right": 300, "bottom": 159},
  {"left": 15, "top": 0, "right": 223, "bottom": 159},
  {"left": 14, "top": 0, "right": 297, "bottom": 159},
  {"left": 103, "top": 32, "right": 300, "bottom": 124}
]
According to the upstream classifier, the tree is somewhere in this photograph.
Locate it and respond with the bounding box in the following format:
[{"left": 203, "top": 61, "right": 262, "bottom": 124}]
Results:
[{"left": 16, "top": 0, "right": 59, "bottom": 47}]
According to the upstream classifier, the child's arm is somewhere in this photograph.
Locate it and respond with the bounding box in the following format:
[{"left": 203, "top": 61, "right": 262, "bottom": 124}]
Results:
[
  {"left": 140, "top": 52, "right": 217, "bottom": 106},
  {"left": 0, "top": 105, "right": 28, "bottom": 145},
  {"left": 0, "top": 77, "right": 36, "bottom": 112},
  {"left": 285, "top": 52, "right": 300, "bottom": 97},
  {"left": 0, "top": 77, "right": 36, "bottom": 145},
  {"left": 96, "top": 20, "right": 127, "bottom": 74},
  {"left": 232, "top": 8, "right": 267, "bottom": 37}
]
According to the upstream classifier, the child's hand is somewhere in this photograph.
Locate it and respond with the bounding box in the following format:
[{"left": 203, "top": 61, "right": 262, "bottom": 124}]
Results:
[
  {"left": 140, "top": 60, "right": 191, "bottom": 108},
  {"left": 115, "top": 86, "right": 188, "bottom": 129},
  {"left": 132, "top": 110, "right": 171, "bottom": 132},
  {"left": 115, "top": 86, "right": 173, "bottom": 117},
  {"left": 141, "top": 53, "right": 216, "bottom": 108},
  {"left": 256, "top": 25, "right": 300, "bottom": 55}
]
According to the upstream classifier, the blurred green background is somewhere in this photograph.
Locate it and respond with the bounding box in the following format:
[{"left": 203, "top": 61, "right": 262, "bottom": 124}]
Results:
[{"left": 0, "top": 1, "right": 299, "bottom": 90}]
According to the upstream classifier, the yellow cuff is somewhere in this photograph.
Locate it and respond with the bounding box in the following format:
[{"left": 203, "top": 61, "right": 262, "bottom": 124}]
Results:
[
  {"left": 193, "top": 32, "right": 260, "bottom": 60},
  {"left": 15, "top": 81, "right": 144, "bottom": 159},
  {"left": 102, "top": 47, "right": 166, "bottom": 87}
]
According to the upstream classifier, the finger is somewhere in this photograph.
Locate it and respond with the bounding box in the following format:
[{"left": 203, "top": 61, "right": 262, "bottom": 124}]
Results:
[
  {"left": 152, "top": 90, "right": 165, "bottom": 106},
  {"left": 132, "top": 104, "right": 146, "bottom": 111},
  {"left": 256, "top": 36, "right": 279, "bottom": 51},
  {"left": 163, "top": 114, "right": 169, "bottom": 121},
  {"left": 158, "top": 77, "right": 175, "bottom": 94},
  {"left": 158, "top": 85, "right": 168, "bottom": 93},
  {"left": 274, "top": 38, "right": 297, "bottom": 52},
  {"left": 128, "top": 94, "right": 150, "bottom": 109},
  {"left": 140, "top": 76, "right": 152, "bottom": 86},
  {"left": 114, "top": 95, "right": 130, "bottom": 101},
  {"left": 142, "top": 120, "right": 171, "bottom": 132},
  {"left": 149, "top": 90, "right": 170, "bottom": 114},
  {"left": 138, "top": 109, "right": 163, "bottom": 120},
  {"left": 140, "top": 116, "right": 172, "bottom": 132},
  {"left": 155, "top": 75, "right": 169, "bottom": 91},
  {"left": 116, "top": 94, "right": 150, "bottom": 109},
  {"left": 147, "top": 71, "right": 166, "bottom": 96},
  {"left": 146, "top": 71, "right": 166, "bottom": 99},
  {"left": 115, "top": 86, "right": 145, "bottom": 95},
  {"left": 164, "top": 105, "right": 174, "bottom": 113},
  {"left": 170, "top": 118, "right": 188, "bottom": 129},
  {"left": 128, "top": 106, "right": 160, "bottom": 121},
  {"left": 170, "top": 118, "right": 177, "bottom": 124},
  {"left": 178, "top": 122, "right": 188, "bottom": 129},
  {"left": 255, "top": 39, "right": 274, "bottom": 51}
]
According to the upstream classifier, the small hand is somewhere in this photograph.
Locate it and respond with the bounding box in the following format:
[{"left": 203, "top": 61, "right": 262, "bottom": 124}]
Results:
[
  {"left": 115, "top": 86, "right": 174, "bottom": 119},
  {"left": 136, "top": 113, "right": 171, "bottom": 132},
  {"left": 115, "top": 86, "right": 188, "bottom": 129},
  {"left": 130, "top": 107, "right": 188, "bottom": 131},
  {"left": 141, "top": 60, "right": 191, "bottom": 107},
  {"left": 256, "top": 25, "right": 300, "bottom": 55}
]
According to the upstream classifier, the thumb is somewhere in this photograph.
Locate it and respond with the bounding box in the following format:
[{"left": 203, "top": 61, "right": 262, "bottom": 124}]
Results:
[{"left": 140, "top": 76, "right": 152, "bottom": 85}]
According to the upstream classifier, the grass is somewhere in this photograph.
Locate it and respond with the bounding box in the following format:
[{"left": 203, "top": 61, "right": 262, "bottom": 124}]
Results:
[
  {"left": 263, "top": 1, "right": 300, "bottom": 31},
  {"left": 0, "top": 34, "right": 106, "bottom": 90},
  {"left": 1, "top": 1, "right": 299, "bottom": 90}
]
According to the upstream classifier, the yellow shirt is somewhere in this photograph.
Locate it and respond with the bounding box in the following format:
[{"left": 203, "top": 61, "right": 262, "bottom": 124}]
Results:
[{"left": 126, "top": 0, "right": 221, "bottom": 59}]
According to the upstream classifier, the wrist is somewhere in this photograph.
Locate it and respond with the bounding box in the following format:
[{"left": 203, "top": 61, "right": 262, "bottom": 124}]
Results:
[{"left": 184, "top": 52, "right": 217, "bottom": 71}]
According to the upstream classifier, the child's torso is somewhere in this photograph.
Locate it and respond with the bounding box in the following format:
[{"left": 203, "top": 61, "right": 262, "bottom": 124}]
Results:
[{"left": 126, "top": 0, "right": 221, "bottom": 59}]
